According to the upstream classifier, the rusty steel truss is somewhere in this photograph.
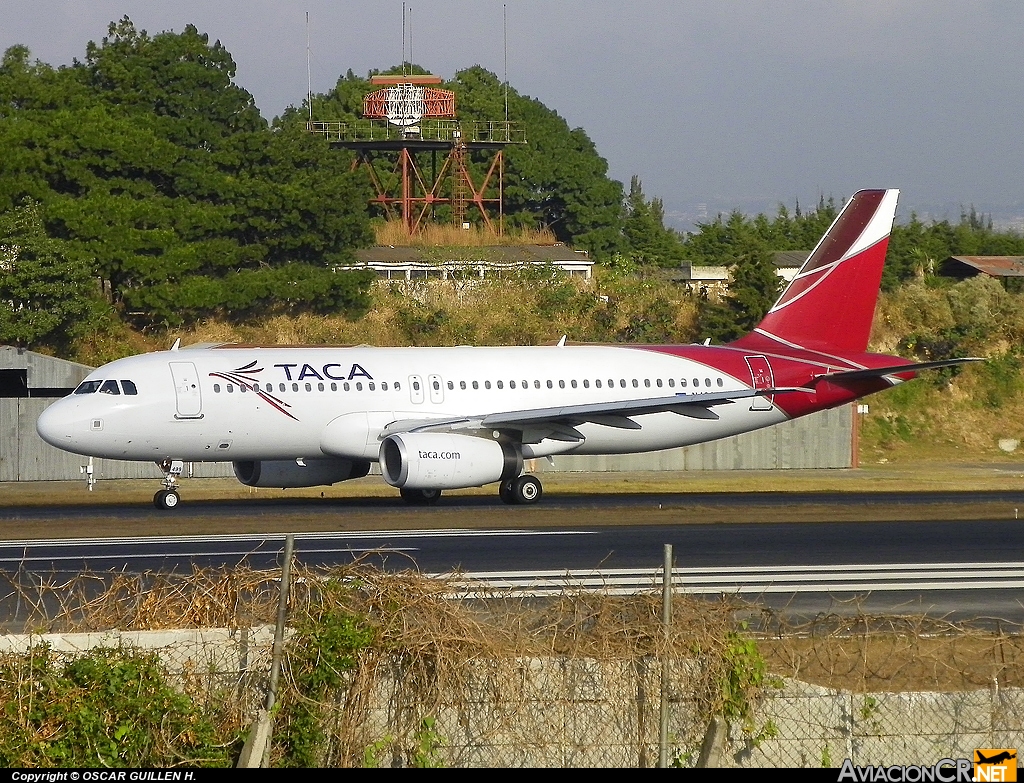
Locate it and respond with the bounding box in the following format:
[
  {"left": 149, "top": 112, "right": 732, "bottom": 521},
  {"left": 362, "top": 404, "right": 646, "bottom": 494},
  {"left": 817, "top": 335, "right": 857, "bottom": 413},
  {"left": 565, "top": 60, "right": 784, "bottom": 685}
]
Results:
[{"left": 309, "top": 120, "right": 526, "bottom": 235}]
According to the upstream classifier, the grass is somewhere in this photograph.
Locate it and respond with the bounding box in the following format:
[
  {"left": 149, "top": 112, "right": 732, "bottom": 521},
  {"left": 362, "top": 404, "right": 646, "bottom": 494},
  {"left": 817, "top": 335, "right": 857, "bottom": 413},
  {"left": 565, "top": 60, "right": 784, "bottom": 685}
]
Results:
[{"left": 373, "top": 219, "right": 557, "bottom": 247}]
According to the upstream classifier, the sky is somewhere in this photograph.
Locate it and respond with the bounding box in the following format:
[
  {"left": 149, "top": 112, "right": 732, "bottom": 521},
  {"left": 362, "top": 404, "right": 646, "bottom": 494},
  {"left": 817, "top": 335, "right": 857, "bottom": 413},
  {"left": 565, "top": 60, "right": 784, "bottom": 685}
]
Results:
[{"left": 4, "top": 1, "right": 1024, "bottom": 230}]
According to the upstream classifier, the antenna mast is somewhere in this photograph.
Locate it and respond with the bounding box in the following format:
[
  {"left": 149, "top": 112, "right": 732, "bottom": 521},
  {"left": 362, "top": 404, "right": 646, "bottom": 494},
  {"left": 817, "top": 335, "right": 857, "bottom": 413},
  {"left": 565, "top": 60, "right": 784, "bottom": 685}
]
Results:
[
  {"left": 402, "top": 2, "right": 407, "bottom": 75},
  {"left": 306, "top": 11, "right": 312, "bottom": 123},
  {"left": 503, "top": 4, "right": 508, "bottom": 121}
]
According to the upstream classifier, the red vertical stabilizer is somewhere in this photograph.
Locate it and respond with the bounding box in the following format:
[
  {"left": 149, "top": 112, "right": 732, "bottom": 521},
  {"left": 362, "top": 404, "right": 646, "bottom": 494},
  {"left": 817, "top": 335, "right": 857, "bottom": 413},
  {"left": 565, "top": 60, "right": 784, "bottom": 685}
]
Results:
[{"left": 734, "top": 189, "right": 899, "bottom": 355}]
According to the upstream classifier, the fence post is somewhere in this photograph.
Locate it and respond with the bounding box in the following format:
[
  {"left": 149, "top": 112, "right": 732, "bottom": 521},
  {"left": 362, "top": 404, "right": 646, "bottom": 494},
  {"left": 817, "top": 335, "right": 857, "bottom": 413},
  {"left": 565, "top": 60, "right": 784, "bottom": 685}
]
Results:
[
  {"left": 237, "top": 534, "right": 295, "bottom": 768},
  {"left": 659, "top": 543, "right": 673, "bottom": 768}
]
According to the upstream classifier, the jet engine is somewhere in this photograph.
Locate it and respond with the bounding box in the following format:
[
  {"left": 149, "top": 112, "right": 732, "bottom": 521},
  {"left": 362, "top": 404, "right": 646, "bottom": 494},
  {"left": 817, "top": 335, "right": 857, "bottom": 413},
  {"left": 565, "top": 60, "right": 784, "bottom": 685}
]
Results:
[
  {"left": 233, "top": 458, "right": 370, "bottom": 488},
  {"left": 379, "top": 432, "right": 521, "bottom": 490}
]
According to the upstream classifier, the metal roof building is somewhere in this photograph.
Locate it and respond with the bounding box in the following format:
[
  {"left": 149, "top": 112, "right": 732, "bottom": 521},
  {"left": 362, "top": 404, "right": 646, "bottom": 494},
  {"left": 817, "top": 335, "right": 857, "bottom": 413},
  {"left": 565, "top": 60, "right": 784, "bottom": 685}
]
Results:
[
  {"left": 344, "top": 244, "right": 594, "bottom": 281},
  {"left": 940, "top": 256, "right": 1024, "bottom": 281}
]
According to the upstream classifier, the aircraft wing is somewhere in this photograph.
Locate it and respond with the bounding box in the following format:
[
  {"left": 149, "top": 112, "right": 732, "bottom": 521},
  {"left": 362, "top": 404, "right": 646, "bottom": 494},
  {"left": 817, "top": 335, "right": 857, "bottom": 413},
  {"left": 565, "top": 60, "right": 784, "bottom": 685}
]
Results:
[
  {"left": 381, "top": 386, "right": 811, "bottom": 443},
  {"left": 812, "top": 357, "right": 984, "bottom": 383}
]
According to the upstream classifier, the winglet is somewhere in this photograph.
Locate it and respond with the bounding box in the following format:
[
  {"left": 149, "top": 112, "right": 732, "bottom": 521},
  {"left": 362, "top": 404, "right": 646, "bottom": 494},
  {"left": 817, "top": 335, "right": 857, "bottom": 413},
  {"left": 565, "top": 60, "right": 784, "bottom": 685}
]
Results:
[
  {"left": 557, "top": 335, "right": 567, "bottom": 347},
  {"left": 170, "top": 338, "right": 181, "bottom": 351}
]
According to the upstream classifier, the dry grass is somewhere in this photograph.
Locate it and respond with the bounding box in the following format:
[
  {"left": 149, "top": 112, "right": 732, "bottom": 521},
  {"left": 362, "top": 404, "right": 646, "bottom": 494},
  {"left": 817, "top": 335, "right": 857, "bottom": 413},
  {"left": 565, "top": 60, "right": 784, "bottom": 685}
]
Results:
[{"left": 373, "top": 219, "right": 557, "bottom": 247}]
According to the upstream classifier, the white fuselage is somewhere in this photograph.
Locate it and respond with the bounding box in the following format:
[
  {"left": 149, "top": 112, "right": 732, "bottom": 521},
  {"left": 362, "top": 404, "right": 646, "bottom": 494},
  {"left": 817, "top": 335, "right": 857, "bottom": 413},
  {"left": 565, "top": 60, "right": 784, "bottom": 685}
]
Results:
[{"left": 37, "top": 345, "right": 786, "bottom": 465}]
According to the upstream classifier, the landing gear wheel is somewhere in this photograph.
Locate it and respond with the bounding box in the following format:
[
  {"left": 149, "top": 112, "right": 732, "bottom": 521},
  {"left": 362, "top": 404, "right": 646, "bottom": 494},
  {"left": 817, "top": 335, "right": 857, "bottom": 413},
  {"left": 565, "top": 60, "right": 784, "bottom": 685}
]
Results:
[
  {"left": 513, "top": 475, "right": 542, "bottom": 505},
  {"left": 400, "top": 487, "right": 442, "bottom": 505},
  {"left": 499, "top": 479, "right": 516, "bottom": 505},
  {"left": 154, "top": 489, "right": 180, "bottom": 510}
]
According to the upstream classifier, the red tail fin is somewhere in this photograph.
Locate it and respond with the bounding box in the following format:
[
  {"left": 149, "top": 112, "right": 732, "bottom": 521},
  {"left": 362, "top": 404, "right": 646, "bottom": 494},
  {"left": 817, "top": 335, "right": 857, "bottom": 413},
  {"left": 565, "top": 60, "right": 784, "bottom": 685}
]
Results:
[{"left": 735, "top": 188, "right": 899, "bottom": 355}]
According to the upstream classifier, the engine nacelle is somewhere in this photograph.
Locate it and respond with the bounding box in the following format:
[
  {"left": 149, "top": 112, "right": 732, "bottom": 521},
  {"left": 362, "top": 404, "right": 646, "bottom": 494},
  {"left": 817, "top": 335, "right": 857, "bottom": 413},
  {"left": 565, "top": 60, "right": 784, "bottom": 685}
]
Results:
[
  {"left": 379, "top": 432, "right": 521, "bottom": 490},
  {"left": 233, "top": 458, "right": 370, "bottom": 488}
]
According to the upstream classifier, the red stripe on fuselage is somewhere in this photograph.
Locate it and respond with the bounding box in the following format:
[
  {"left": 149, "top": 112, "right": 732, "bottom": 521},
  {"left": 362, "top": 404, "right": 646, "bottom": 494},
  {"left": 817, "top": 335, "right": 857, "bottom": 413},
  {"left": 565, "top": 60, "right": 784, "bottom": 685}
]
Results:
[{"left": 633, "top": 344, "right": 912, "bottom": 418}]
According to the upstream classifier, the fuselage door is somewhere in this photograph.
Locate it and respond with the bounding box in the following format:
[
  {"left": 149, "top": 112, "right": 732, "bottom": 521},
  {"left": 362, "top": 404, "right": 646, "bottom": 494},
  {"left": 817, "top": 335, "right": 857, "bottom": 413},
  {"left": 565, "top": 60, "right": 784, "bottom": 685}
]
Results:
[
  {"left": 744, "top": 355, "right": 774, "bottom": 411},
  {"left": 169, "top": 361, "right": 203, "bottom": 418},
  {"left": 409, "top": 375, "right": 425, "bottom": 404},
  {"left": 427, "top": 374, "right": 444, "bottom": 404}
]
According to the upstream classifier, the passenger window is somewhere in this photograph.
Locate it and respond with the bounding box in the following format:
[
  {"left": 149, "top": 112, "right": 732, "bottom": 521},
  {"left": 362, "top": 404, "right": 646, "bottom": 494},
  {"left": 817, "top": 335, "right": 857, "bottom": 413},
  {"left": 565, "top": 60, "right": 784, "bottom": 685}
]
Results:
[
  {"left": 227, "top": 384, "right": 234, "bottom": 393},
  {"left": 522, "top": 380, "right": 528, "bottom": 389},
  {"left": 656, "top": 379, "right": 663, "bottom": 388},
  {"left": 693, "top": 378, "right": 699, "bottom": 387},
  {"left": 546, "top": 380, "right": 553, "bottom": 389},
  {"left": 705, "top": 378, "right": 711, "bottom": 387},
  {"left": 331, "top": 383, "right": 338, "bottom": 391},
  {"left": 121, "top": 380, "right": 138, "bottom": 395},
  {"left": 343, "top": 382, "right": 350, "bottom": 391},
  {"left": 395, "top": 382, "right": 401, "bottom": 391},
  {"left": 472, "top": 381, "right": 479, "bottom": 390},
  {"left": 510, "top": 380, "right": 516, "bottom": 389},
  {"left": 609, "top": 379, "right": 615, "bottom": 387},
  {"left": 279, "top": 383, "right": 286, "bottom": 393},
  {"left": 459, "top": 381, "right": 466, "bottom": 390},
  {"left": 382, "top": 382, "right": 388, "bottom": 391},
  {"left": 680, "top": 379, "right": 687, "bottom": 387},
  {"left": 432, "top": 380, "right": 439, "bottom": 391},
  {"left": 619, "top": 379, "right": 626, "bottom": 388},
  {"left": 213, "top": 384, "right": 221, "bottom": 393},
  {"left": 447, "top": 381, "right": 453, "bottom": 390},
  {"left": 485, "top": 381, "right": 491, "bottom": 389},
  {"left": 369, "top": 382, "right": 375, "bottom": 391},
  {"left": 318, "top": 382, "right": 324, "bottom": 391},
  {"left": 571, "top": 380, "right": 578, "bottom": 389},
  {"left": 74, "top": 380, "right": 102, "bottom": 395},
  {"left": 99, "top": 380, "right": 120, "bottom": 395},
  {"left": 240, "top": 385, "right": 247, "bottom": 393},
  {"left": 632, "top": 379, "right": 639, "bottom": 388},
  {"left": 644, "top": 379, "right": 650, "bottom": 388},
  {"left": 413, "top": 381, "right": 420, "bottom": 391},
  {"left": 717, "top": 378, "right": 724, "bottom": 387},
  {"left": 301, "top": 383, "right": 309, "bottom": 392},
  {"left": 534, "top": 380, "right": 541, "bottom": 389},
  {"left": 497, "top": 380, "right": 504, "bottom": 389},
  {"left": 669, "top": 379, "right": 675, "bottom": 388},
  {"left": 356, "top": 382, "right": 363, "bottom": 391},
  {"left": 559, "top": 380, "right": 565, "bottom": 389},
  {"left": 595, "top": 380, "right": 601, "bottom": 388},
  {"left": 292, "top": 383, "right": 299, "bottom": 392}
]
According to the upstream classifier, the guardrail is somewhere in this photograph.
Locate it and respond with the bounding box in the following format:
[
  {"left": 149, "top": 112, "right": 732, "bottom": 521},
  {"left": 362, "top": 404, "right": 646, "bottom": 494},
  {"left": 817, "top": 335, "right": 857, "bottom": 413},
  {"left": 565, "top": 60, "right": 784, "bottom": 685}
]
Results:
[{"left": 307, "top": 119, "right": 526, "bottom": 144}]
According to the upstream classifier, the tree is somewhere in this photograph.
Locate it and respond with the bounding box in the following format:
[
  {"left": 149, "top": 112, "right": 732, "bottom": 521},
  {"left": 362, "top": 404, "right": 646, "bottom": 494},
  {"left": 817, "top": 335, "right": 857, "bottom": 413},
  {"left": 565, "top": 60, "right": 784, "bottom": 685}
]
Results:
[
  {"left": 0, "top": 201, "right": 100, "bottom": 348},
  {"left": 623, "top": 176, "right": 685, "bottom": 267}
]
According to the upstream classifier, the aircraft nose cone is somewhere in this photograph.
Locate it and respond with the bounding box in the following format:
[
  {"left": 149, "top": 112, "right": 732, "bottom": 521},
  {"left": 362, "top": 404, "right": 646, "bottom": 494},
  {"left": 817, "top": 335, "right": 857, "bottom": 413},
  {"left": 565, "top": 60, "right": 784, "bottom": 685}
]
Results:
[{"left": 36, "top": 401, "right": 76, "bottom": 450}]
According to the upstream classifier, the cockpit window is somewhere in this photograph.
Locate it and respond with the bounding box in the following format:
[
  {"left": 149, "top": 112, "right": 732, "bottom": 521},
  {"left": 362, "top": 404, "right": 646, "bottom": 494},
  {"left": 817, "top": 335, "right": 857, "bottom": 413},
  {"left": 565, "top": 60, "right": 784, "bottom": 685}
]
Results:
[
  {"left": 74, "top": 380, "right": 102, "bottom": 395},
  {"left": 121, "top": 380, "right": 138, "bottom": 395},
  {"left": 99, "top": 380, "right": 120, "bottom": 395}
]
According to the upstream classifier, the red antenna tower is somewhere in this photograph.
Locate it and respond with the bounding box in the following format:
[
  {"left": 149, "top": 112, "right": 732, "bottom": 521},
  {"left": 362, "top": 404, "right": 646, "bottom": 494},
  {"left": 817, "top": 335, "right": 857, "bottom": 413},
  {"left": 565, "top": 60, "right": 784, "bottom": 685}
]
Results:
[{"left": 309, "top": 73, "right": 524, "bottom": 235}]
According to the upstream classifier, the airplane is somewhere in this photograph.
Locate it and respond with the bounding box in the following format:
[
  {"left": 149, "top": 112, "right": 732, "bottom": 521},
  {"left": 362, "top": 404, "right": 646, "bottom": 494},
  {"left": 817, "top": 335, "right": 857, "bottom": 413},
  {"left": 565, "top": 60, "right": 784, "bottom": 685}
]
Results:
[{"left": 36, "top": 188, "right": 978, "bottom": 510}]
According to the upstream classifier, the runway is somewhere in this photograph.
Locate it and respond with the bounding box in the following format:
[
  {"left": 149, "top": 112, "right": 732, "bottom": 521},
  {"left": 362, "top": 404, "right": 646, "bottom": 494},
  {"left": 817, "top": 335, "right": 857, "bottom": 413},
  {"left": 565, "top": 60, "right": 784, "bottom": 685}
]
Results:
[{"left": 2, "top": 514, "right": 1024, "bottom": 621}]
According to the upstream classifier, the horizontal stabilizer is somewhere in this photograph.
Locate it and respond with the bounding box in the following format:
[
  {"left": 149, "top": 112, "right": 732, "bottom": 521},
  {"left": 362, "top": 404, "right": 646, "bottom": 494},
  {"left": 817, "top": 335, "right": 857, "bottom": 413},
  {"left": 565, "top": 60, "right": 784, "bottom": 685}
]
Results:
[{"left": 813, "top": 358, "right": 984, "bottom": 383}]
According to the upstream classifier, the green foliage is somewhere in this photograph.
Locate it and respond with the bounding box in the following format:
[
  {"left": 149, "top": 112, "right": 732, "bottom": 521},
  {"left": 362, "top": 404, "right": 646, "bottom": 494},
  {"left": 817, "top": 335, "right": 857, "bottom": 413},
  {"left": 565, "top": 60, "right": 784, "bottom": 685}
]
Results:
[
  {"left": 411, "top": 716, "right": 445, "bottom": 768},
  {"left": 718, "top": 624, "right": 781, "bottom": 744},
  {"left": 0, "top": 645, "right": 230, "bottom": 767},
  {"left": 697, "top": 240, "right": 782, "bottom": 343},
  {"left": 623, "top": 176, "right": 686, "bottom": 267},
  {"left": 279, "top": 593, "right": 376, "bottom": 767},
  {"left": 0, "top": 19, "right": 374, "bottom": 329},
  {"left": 0, "top": 200, "right": 104, "bottom": 348}
]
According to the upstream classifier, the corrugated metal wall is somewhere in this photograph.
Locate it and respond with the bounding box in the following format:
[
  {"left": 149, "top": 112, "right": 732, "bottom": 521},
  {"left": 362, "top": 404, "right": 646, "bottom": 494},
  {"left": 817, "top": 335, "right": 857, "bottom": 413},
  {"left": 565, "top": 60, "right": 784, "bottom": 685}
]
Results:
[
  {"left": 531, "top": 405, "right": 852, "bottom": 473},
  {"left": 2, "top": 348, "right": 851, "bottom": 482}
]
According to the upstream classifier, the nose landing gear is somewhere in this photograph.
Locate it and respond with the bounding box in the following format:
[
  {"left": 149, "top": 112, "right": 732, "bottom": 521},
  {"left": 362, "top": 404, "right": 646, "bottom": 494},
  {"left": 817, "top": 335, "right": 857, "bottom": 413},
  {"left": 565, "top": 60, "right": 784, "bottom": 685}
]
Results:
[{"left": 154, "top": 459, "right": 184, "bottom": 510}]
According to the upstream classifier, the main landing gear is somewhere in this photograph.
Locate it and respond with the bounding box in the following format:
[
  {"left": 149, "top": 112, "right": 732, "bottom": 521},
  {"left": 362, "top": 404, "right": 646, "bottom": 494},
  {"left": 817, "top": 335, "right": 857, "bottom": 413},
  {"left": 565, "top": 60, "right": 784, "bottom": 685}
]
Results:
[
  {"left": 499, "top": 474, "right": 543, "bottom": 505},
  {"left": 154, "top": 459, "right": 184, "bottom": 510}
]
